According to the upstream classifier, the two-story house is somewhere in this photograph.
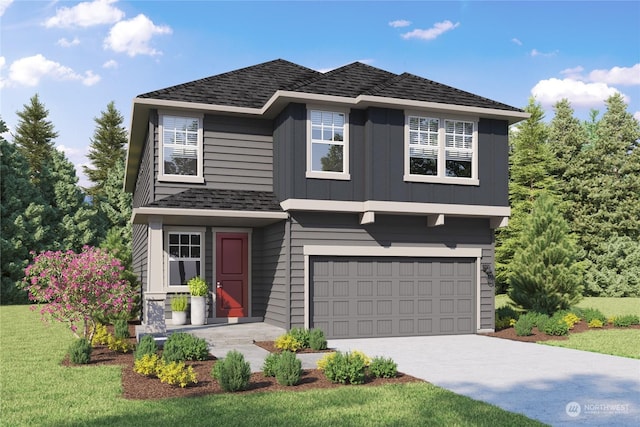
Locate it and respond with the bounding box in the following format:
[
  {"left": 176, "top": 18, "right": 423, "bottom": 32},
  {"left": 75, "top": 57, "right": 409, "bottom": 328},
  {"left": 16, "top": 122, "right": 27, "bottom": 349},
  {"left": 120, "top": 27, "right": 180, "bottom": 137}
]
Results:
[{"left": 125, "top": 59, "right": 528, "bottom": 339}]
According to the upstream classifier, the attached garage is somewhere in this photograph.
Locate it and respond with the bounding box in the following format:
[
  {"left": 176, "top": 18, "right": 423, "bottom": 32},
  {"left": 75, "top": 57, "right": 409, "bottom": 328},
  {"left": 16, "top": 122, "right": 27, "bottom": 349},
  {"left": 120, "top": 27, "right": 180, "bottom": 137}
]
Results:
[{"left": 310, "top": 257, "right": 476, "bottom": 339}]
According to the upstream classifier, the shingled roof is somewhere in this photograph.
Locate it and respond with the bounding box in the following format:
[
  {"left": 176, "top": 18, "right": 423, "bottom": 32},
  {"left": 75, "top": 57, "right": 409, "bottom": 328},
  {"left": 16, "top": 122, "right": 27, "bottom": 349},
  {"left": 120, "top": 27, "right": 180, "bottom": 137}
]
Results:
[
  {"left": 146, "top": 188, "right": 282, "bottom": 212},
  {"left": 137, "top": 59, "right": 522, "bottom": 112}
]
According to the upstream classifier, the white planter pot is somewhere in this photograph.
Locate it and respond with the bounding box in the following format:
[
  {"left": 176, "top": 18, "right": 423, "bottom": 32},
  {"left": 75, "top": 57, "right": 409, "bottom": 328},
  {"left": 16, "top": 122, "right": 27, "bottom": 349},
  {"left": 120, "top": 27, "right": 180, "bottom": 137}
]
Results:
[
  {"left": 190, "top": 296, "right": 207, "bottom": 325},
  {"left": 172, "top": 311, "right": 187, "bottom": 326}
]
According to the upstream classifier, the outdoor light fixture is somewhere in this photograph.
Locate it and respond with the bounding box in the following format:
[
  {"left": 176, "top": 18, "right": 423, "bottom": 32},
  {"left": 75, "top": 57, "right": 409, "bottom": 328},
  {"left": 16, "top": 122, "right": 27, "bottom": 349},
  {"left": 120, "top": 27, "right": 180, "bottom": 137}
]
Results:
[{"left": 481, "top": 263, "right": 495, "bottom": 287}]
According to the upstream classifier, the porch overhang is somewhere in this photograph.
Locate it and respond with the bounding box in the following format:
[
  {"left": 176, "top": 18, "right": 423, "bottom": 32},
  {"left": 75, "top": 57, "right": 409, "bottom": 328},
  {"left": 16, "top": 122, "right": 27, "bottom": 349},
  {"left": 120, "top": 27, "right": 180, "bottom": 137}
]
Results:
[{"left": 132, "top": 206, "right": 289, "bottom": 227}]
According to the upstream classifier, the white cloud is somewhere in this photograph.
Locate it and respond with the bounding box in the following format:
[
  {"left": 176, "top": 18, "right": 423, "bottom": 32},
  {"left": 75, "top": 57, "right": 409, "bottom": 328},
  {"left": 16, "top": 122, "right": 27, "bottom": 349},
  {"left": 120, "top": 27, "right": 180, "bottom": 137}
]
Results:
[
  {"left": 104, "top": 14, "right": 172, "bottom": 57},
  {"left": 0, "top": 56, "right": 5, "bottom": 89},
  {"left": 511, "top": 38, "right": 522, "bottom": 46},
  {"left": 531, "top": 49, "right": 559, "bottom": 57},
  {"left": 588, "top": 64, "right": 640, "bottom": 86},
  {"left": 560, "top": 66, "right": 584, "bottom": 80},
  {"left": 389, "top": 20, "right": 411, "bottom": 28},
  {"left": 103, "top": 59, "right": 118, "bottom": 69},
  {"left": 634, "top": 111, "right": 640, "bottom": 122},
  {"left": 0, "top": 0, "right": 14, "bottom": 17},
  {"left": 44, "top": 0, "right": 124, "bottom": 28},
  {"left": 5, "top": 54, "right": 101, "bottom": 87},
  {"left": 56, "top": 144, "right": 84, "bottom": 157},
  {"left": 401, "top": 20, "right": 460, "bottom": 41},
  {"left": 57, "top": 37, "right": 81, "bottom": 47},
  {"left": 531, "top": 78, "right": 626, "bottom": 107}
]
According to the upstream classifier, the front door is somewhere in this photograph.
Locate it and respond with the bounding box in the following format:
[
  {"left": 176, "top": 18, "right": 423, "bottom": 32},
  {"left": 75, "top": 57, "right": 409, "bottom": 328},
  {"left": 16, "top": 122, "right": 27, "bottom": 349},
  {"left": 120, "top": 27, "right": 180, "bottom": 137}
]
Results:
[{"left": 215, "top": 232, "right": 248, "bottom": 317}]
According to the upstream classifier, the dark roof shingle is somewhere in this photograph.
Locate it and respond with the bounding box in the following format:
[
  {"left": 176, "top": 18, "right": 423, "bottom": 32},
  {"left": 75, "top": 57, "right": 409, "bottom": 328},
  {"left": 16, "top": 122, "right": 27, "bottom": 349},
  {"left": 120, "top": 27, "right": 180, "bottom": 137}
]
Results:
[{"left": 147, "top": 188, "right": 282, "bottom": 212}]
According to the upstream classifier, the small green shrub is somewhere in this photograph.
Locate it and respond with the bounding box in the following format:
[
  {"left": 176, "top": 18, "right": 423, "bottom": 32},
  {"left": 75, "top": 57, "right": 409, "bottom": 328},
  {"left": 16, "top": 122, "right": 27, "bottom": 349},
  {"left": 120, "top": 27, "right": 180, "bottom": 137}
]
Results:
[
  {"left": 107, "top": 335, "right": 134, "bottom": 353},
  {"left": 514, "top": 315, "right": 534, "bottom": 336},
  {"left": 212, "top": 350, "right": 251, "bottom": 392},
  {"left": 369, "top": 356, "right": 397, "bottom": 378},
  {"left": 170, "top": 294, "right": 188, "bottom": 312},
  {"left": 134, "top": 335, "right": 159, "bottom": 360},
  {"left": 262, "top": 353, "right": 280, "bottom": 377},
  {"left": 612, "top": 314, "right": 640, "bottom": 327},
  {"left": 316, "top": 352, "right": 336, "bottom": 371},
  {"left": 187, "top": 276, "right": 208, "bottom": 296},
  {"left": 562, "top": 312, "right": 581, "bottom": 329},
  {"left": 157, "top": 361, "right": 197, "bottom": 388},
  {"left": 91, "top": 323, "right": 110, "bottom": 346},
  {"left": 543, "top": 315, "right": 569, "bottom": 336},
  {"left": 531, "top": 312, "right": 550, "bottom": 331},
  {"left": 579, "top": 307, "right": 607, "bottom": 324},
  {"left": 274, "top": 333, "right": 302, "bottom": 352},
  {"left": 288, "top": 327, "right": 310, "bottom": 348},
  {"left": 114, "top": 318, "right": 130, "bottom": 339},
  {"left": 163, "top": 332, "right": 209, "bottom": 362},
  {"left": 69, "top": 338, "right": 92, "bottom": 364},
  {"left": 323, "top": 351, "right": 367, "bottom": 385},
  {"left": 134, "top": 353, "right": 162, "bottom": 377},
  {"left": 275, "top": 351, "right": 302, "bottom": 386},
  {"left": 496, "top": 305, "right": 520, "bottom": 321},
  {"left": 588, "top": 319, "right": 604, "bottom": 328},
  {"left": 494, "top": 314, "right": 512, "bottom": 331},
  {"left": 309, "top": 328, "right": 327, "bottom": 351}
]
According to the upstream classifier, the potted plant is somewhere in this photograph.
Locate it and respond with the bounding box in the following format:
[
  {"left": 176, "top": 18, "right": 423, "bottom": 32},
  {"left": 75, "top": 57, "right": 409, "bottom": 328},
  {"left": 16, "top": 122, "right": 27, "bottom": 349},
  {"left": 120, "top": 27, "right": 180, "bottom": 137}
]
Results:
[
  {"left": 187, "top": 276, "right": 208, "bottom": 325},
  {"left": 170, "top": 294, "right": 188, "bottom": 325}
]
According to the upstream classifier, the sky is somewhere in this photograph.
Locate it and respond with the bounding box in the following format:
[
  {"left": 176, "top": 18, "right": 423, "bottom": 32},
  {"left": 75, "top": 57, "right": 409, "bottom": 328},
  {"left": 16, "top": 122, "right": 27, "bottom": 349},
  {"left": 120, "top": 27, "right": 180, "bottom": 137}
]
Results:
[{"left": 1, "top": 0, "right": 639, "bottom": 188}]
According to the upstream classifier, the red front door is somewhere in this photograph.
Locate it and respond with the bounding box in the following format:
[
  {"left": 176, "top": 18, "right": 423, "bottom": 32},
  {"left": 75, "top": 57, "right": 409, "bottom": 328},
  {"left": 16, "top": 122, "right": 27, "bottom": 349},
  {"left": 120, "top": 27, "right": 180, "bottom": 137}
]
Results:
[{"left": 216, "top": 232, "right": 248, "bottom": 317}]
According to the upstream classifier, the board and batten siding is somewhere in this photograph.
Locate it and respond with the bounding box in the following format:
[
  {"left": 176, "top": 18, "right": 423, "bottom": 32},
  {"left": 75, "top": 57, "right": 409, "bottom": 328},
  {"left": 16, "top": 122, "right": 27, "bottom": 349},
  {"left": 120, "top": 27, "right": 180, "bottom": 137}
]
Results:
[
  {"left": 287, "top": 212, "right": 496, "bottom": 330},
  {"left": 151, "top": 112, "right": 274, "bottom": 202},
  {"left": 273, "top": 104, "right": 510, "bottom": 207}
]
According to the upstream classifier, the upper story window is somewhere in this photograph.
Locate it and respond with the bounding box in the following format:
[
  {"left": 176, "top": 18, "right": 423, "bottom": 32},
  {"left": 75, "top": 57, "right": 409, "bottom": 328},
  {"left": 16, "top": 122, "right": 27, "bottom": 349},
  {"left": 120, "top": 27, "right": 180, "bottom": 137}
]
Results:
[
  {"left": 306, "top": 107, "right": 350, "bottom": 180},
  {"left": 405, "top": 113, "right": 478, "bottom": 185},
  {"left": 159, "top": 113, "right": 204, "bottom": 183}
]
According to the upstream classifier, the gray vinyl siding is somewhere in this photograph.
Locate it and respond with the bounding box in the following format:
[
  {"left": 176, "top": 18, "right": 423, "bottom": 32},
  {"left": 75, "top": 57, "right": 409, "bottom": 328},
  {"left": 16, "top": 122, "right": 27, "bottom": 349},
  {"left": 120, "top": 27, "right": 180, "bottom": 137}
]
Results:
[
  {"left": 153, "top": 112, "right": 274, "bottom": 202},
  {"left": 131, "top": 223, "right": 148, "bottom": 295},
  {"left": 260, "top": 221, "right": 288, "bottom": 329},
  {"left": 251, "top": 229, "right": 265, "bottom": 317},
  {"left": 273, "top": 104, "right": 510, "bottom": 207},
  {"left": 132, "top": 120, "right": 154, "bottom": 209},
  {"left": 287, "top": 212, "right": 495, "bottom": 330}
]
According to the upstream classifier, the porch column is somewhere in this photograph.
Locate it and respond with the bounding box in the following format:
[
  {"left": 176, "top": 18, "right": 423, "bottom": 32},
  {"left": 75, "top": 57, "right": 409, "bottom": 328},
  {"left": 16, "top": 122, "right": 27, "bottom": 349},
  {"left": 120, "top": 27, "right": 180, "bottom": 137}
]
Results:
[{"left": 143, "top": 217, "right": 166, "bottom": 335}]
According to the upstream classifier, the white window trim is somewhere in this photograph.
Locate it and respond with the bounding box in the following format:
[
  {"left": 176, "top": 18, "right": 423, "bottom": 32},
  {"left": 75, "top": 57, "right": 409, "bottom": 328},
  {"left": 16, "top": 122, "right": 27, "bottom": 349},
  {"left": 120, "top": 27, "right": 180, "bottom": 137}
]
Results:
[
  {"left": 306, "top": 105, "right": 351, "bottom": 180},
  {"left": 404, "top": 111, "right": 479, "bottom": 186},
  {"left": 158, "top": 110, "right": 205, "bottom": 184},
  {"left": 164, "top": 227, "right": 206, "bottom": 293}
]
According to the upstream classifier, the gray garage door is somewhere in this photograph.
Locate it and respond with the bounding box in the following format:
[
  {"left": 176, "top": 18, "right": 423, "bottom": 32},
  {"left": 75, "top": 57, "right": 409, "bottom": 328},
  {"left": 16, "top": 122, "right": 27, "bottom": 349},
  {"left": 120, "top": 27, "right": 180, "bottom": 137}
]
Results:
[{"left": 311, "top": 257, "right": 476, "bottom": 339}]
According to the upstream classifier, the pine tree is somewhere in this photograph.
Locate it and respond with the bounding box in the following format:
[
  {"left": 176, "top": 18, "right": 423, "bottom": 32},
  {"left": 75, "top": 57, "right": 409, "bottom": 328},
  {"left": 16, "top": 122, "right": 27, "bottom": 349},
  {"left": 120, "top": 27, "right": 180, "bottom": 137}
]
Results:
[
  {"left": 83, "top": 101, "right": 128, "bottom": 197},
  {"left": 547, "top": 99, "right": 587, "bottom": 184},
  {"left": 507, "top": 193, "right": 584, "bottom": 315},
  {"left": 495, "top": 98, "right": 555, "bottom": 291},
  {"left": 13, "top": 94, "right": 58, "bottom": 186}
]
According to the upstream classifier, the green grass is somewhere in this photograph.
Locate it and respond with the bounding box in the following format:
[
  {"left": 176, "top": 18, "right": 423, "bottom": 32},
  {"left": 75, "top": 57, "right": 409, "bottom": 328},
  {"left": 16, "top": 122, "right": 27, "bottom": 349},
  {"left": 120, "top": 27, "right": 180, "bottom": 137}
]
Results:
[
  {"left": 1, "top": 306, "right": 544, "bottom": 427},
  {"left": 542, "top": 329, "right": 640, "bottom": 359},
  {"left": 495, "top": 295, "right": 640, "bottom": 317}
]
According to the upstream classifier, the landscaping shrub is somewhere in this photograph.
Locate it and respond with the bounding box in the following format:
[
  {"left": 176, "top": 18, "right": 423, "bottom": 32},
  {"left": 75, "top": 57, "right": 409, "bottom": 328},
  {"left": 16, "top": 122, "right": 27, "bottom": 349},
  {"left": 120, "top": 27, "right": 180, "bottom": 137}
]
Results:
[
  {"left": 309, "top": 328, "right": 327, "bottom": 351},
  {"left": 369, "top": 356, "right": 397, "bottom": 378},
  {"left": 274, "top": 333, "right": 303, "bottom": 352},
  {"left": 579, "top": 307, "right": 607, "bottom": 324},
  {"left": 91, "top": 323, "right": 110, "bottom": 346},
  {"left": 212, "top": 350, "right": 251, "bottom": 392},
  {"left": 562, "top": 312, "right": 581, "bottom": 329},
  {"left": 107, "top": 335, "right": 134, "bottom": 353},
  {"left": 612, "top": 314, "right": 640, "bottom": 327},
  {"left": 69, "top": 338, "right": 92, "bottom": 364},
  {"left": 543, "top": 314, "right": 569, "bottom": 336},
  {"left": 157, "top": 361, "right": 197, "bottom": 388},
  {"left": 514, "top": 314, "right": 534, "bottom": 336},
  {"left": 588, "top": 319, "right": 604, "bottom": 328},
  {"left": 532, "top": 312, "right": 550, "bottom": 331},
  {"left": 288, "top": 327, "right": 310, "bottom": 348},
  {"left": 275, "top": 351, "right": 302, "bottom": 386},
  {"left": 495, "top": 305, "right": 519, "bottom": 330},
  {"left": 316, "top": 352, "right": 336, "bottom": 371},
  {"left": 170, "top": 294, "right": 188, "bottom": 312},
  {"left": 262, "top": 353, "right": 280, "bottom": 377},
  {"left": 134, "top": 354, "right": 162, "bottom": 377},
  {"left": 114, "top": 318, "right": 130, "bottom": 339},
  {"left": 134, "top": 334, "right": 159, "bottom": 360},
  {"left": 162, "top": 332, "right": 209, "bottom": 362},
  {"left": 323, "top": 351, "right": 367, "bottom": 385}
]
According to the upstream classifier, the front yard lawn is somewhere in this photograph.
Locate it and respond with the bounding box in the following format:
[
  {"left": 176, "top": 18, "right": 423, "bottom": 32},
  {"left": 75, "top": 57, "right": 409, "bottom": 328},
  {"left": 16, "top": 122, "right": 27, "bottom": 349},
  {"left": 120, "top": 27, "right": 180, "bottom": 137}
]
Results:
[
  {"left": 1, "top": 306, "right": 544, "bottom": 426},
  {"left": 541, "top": 329, "right": 640, "bottom": 359}
]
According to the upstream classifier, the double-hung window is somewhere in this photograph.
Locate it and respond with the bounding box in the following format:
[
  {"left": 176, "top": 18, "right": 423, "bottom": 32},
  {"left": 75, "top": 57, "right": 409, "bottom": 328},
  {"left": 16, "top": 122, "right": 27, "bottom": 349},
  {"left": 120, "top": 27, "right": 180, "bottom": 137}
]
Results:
[
  {"left": 159, "top": 113, "right": 204, "bottom": 183},
  {"left": 306, "top": 108, "right": 350, "bottom": 180},
  {"left": 167, "top": 231, "right": 203, "bottom": 287},
  {"left": 405, "top": 113, "right": 478, "bottom": 185}
]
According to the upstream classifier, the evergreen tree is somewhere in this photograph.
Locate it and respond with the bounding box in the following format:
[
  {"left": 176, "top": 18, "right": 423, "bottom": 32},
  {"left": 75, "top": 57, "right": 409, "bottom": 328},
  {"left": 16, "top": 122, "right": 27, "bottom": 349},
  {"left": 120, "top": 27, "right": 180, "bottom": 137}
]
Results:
[
  {"left": 495, "top": 98, "right": 555, "bottom": 291},
  {"left": 547, "top": 99, "right": 587, "bottom": 184},
  {"left": 584, "top": 235, "right": 640, "bottom": 297},
  {"left": 13, "top": 94, "right": 58, "bottom": 186},
  {"left": 507, "top": 193, "right": 584, "bottom": 315},
  {"left": 0, "top": 119, "right": 50, "bottom": 303},
  {"left": 83, "top": 101, "right": 128, "bottom": 197}
]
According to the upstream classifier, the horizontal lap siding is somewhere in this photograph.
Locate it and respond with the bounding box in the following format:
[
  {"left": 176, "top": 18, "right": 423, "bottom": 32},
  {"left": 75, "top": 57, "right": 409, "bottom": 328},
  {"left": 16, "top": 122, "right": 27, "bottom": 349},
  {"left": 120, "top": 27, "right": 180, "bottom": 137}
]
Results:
[
  {"left": 133, "top": 121, "right": 154, "bottom": 208},
  {"left": 261, "top": 221, "right": 288, "bottom": 329},
  {"left": 132, "top": 223, "right": 148, "bottom": 295},
  {"left": 288, "top": 213, "right": 495, "bottom": 330}
]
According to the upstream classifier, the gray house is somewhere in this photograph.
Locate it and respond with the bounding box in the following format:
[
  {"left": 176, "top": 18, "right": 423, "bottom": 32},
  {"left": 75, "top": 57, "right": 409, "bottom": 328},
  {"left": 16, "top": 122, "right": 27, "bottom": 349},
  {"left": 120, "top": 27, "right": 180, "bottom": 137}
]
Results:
[{"left": 125, "top": 59, "right": 528, "bottom": 339}]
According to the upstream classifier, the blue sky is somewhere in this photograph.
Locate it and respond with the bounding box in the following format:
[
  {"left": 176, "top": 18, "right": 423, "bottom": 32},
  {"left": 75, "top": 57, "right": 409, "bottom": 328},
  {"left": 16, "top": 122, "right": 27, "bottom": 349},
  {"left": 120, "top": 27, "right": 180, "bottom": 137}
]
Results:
[{"left": 1, "top": 0, "right": 639, "bottom": 187}]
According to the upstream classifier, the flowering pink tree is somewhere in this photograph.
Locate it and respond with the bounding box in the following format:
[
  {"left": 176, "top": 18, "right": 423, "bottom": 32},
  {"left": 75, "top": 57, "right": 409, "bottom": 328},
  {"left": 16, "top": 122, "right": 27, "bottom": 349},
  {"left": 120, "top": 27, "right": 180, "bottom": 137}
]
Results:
[{"left": 22, "top": 246, "right": 136, "bottom": 341}]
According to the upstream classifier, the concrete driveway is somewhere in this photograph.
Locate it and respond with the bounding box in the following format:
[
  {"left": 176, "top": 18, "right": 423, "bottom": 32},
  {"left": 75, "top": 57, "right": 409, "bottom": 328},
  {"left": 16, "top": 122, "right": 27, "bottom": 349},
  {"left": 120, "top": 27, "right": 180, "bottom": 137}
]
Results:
[{"left": 328, "top": 335, "right": 640, "bottom": 427}]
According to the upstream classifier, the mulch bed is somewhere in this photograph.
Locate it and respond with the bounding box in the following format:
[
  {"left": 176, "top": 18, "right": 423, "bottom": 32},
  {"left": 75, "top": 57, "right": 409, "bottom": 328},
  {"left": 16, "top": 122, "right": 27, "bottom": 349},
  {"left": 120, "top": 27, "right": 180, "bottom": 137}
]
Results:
[
  {"left": 254, "top": 341, "right": 334, "bottom": 354},
  {"left": 484, "top": 320, "right": 640, "bottom": 343},
  {"left": 61, "top": 323, "right": 422, "bottom": 400}
]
